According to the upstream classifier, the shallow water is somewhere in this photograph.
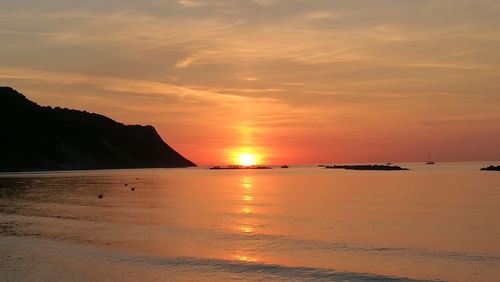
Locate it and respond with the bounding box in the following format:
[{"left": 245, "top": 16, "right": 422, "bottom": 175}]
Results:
[{"left": 0, "top": 163, "right": 499, "bottom": 281}]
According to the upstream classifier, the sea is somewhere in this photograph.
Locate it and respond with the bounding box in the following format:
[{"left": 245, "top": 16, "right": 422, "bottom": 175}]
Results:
[{"left": 0, "top": 163, "right": 499, "bottom": 282}]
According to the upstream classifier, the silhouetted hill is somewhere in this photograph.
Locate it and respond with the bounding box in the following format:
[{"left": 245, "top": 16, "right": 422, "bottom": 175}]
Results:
[{"left": 0, "top": 87, "right": 196, "bottom": 171}]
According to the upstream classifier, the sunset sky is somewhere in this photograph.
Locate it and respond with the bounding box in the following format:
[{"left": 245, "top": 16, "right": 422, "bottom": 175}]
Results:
[{"left": 1, "top": 0, "right": 499, "bottom": 164}]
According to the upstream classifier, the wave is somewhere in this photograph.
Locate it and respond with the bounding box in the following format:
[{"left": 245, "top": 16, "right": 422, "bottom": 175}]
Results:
[
  {"left": 122, "top": 255, "right": 440, "bottom": 282},
  {"left": 4, "top": 211, "right": 498, "bottom": 264},
  {"left": 219, "top": 232, "right": 500, "bottom": 263}
]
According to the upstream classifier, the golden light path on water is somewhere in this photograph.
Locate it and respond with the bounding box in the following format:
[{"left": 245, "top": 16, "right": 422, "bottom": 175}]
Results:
[{"left": 235, "top": 176, "right": 258, "bottom": 263}]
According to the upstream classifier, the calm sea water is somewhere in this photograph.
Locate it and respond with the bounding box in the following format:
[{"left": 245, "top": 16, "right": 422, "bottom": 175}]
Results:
[{"left": 0, "top": 163, "right": 499, "bottom": 281}]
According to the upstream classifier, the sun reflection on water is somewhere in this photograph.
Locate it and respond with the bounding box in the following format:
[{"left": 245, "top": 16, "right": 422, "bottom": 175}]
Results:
[
  {"left": 236, "top": 255, "right": 257, "bottom": 262},
  {"left": 242, "top": 207, "right": 253, "bottom": 214},
  {"left": 242, "top": 181, "right": 252, "bottom": 190},
  {"left": 240, "top": 176, "right": 254, "bottom": 215},
  {"left": 239, "top": 226, "right": 254, "bottom": 233},
  {"left": 234, "top": 175, "right": 261, "bottom": 262}
]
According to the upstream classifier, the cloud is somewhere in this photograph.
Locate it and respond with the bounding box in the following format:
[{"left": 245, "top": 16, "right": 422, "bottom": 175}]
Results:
[
  {"left": 237, "top": 76, "right": 259, "bottom": 81},
  {"left": 305, "top": 11, "right": 337, "bottom": 20},
  {"left": 177, "top": 0, "right": 206, "bottom": 8},
  {"left": 175, "top": 55, "right": 200, "bottom": 68},
  {"left": 252, "top": 0, "right": 275, "bottom": 6},
  {"left": 0, "top": 66, "right": 254, "bottom": 104}
]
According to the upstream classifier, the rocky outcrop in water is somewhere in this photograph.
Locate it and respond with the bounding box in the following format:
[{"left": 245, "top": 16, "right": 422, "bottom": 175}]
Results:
[
  {"left": 480, "top": 165, "right": 500, "bottom": 171},
  {"left": 324, "top": 164, "right": 409, "bottom": 171},
  {"left": 209, "top": 165, "right": 272, "bottom": 170}
]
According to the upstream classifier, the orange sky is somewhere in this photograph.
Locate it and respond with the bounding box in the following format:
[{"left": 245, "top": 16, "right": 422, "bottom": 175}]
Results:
[{"left": 1, "top": 0, "right": 499, "bottom": 164}]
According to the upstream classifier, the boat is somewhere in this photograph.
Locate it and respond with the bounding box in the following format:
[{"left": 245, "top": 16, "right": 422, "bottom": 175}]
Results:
[
  {"left": 280, "top": 165, "right": 289, "bottom": 168},
  {"left": 426, "top": 153, "right": 435, "bottom": 165}
]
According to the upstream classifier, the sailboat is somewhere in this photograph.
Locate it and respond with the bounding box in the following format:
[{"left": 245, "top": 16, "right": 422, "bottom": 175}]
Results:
[{"left": 426, "top": 152, "right": 435, "bottom": 165}]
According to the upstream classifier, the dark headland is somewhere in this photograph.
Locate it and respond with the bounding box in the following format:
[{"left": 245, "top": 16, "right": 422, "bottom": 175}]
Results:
[
  {"left": 0, "top": 87, "right": 196, "bottom": 172},
  {"left": 480, "top": 165, "right": 500, "bottom": 171},
  {"left": 324, "top": 164, "right": 409, "bottom": 171}
]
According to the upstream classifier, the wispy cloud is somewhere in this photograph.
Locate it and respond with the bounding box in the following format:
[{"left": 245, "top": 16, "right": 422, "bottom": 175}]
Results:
[
  {"left": 252, "top": 0, "right": 275, "bottom": 6},
  {"left": 177, "top": 0, "right": 207, "bottom": 8},
  {"left": 305, "top": 11, "right": 338, "bottom": 20},
  {"left": 0, "top": 66, "right": 256, "bottom": 104},
  {"left": 175, "top": 55, "right": 200, "bottom": 69}
]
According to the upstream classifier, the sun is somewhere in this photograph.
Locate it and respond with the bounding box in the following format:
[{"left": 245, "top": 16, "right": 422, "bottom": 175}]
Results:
[
  {"left": 228, "top": 148, "right": 263, "bottom": 166},
  {"left": 237, "top": 153, "right": 257, "bottom": 166}
]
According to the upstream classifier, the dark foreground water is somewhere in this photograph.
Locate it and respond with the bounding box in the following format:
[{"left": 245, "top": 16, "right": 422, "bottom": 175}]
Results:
[{"left": 0, "top": 163, "right": 499, "bottom": 281}]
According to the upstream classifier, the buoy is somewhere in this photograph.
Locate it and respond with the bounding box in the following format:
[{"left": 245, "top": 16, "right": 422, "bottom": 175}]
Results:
[
  {"left": 131, "top": 187, "right": 135, "bottom": 191},
  {"left": 124, "top": 183, "right": 128, "bottom": 186}
]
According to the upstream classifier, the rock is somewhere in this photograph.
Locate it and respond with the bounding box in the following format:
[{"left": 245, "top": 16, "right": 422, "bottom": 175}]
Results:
[
  {"left": 324, "top": 164, "right": 409, "bottom": 171},
  {"left": 480, "top": 165, "right": 500, "bottom": 171},
  {"left": 209, "top": 165, "right": 272, "bottom": 170}
]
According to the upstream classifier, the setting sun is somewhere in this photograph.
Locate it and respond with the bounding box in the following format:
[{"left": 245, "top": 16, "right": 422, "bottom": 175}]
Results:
[
  {"left": 227, "top": 147, "right": 266, "bottom": 167},
  {"left": 237, "top": 153, "right": 257, "bottom": 166}
]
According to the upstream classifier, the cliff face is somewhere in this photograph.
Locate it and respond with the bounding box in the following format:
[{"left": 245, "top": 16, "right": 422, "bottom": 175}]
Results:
[{"left": 0, "top": 87, "right": 196, "bottom": 171}]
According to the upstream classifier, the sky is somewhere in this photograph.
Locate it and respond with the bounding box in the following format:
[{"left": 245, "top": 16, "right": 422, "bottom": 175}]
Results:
[{"left": 1, "top": 0, "right": 499, "bottom": 164}]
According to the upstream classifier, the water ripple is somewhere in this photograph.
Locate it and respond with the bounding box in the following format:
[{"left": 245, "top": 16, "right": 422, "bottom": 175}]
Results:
[{"left": 122, "top": 255, "right": 441, "bottom": 282}]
